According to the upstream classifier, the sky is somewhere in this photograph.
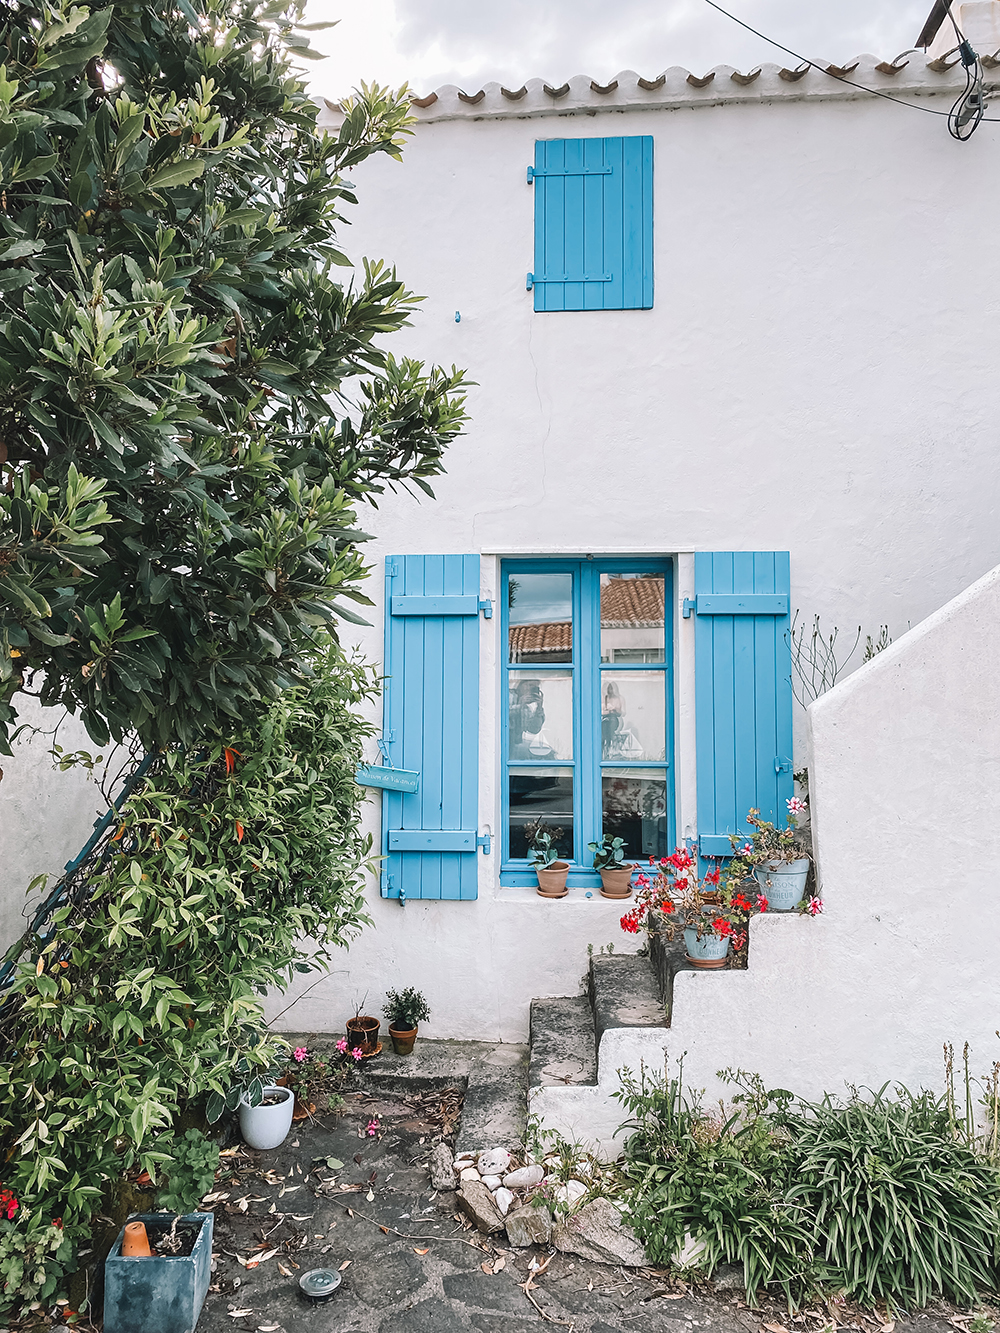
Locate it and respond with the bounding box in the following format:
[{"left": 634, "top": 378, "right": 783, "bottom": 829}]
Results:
[{"left": 302, "top": 0, "right": 935, "bottom": 101}]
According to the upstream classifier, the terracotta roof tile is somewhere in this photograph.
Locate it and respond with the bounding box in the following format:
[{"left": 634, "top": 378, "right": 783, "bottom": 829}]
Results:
[{"left": 600, "top": 577, "right": 664, "bottom": 627}]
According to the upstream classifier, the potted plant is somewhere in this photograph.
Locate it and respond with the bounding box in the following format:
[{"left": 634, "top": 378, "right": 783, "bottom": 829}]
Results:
[
  {"left": 620, "top": 848, "right": 765, "bottom": 969},
  {"left": 345, "top": 992, "right": 381, "bottom": 1055},
  {"left": 382, "top": 987, "right": 431, "bottom": 1055},
  {"left": 588, "top": 834, "right": 633, "bottom": 898},
  {"left": 728, "top": 799, "right": 811, "bottom": 912},
  {"left": 104, "top": 1130, "right": 218, "bottom": 1333},
  {"left": 526, "top": 823, "right": 569, "bottom": 897},
  {"left": 238, "top": 1079, "right": 295, "bottom": 1150}
]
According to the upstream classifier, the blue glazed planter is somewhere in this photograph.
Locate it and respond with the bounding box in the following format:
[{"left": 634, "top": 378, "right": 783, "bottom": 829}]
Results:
[
  {"left": 104, "top": 1212, "right": 213, "bottom": 1333},
  {"left": 754, "top": 858, "right": 810, "bottom": 912},
  {"left": 683, "top": 926, "right": 730, "bottom": 968}
]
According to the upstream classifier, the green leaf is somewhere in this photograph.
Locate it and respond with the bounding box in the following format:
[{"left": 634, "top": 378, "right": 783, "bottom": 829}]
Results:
[{"left": 145, "top": 158, "right": 206, "bottom": 190}]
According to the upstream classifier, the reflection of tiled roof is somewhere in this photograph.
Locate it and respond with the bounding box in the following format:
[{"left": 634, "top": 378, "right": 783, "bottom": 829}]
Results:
[
  {"left": 509, "top": 621, "right": 571, "bottom": 655},
  {"left": 600, "top": 578, "right": 664, "bottom": 627}
]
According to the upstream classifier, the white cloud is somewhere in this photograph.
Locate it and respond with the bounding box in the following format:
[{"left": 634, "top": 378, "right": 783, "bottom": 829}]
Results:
[{"left": 304, "top": 0, "right": 934, "bottom": 99}]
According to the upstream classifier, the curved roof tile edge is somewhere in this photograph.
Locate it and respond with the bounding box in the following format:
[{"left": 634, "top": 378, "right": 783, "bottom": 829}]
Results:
[{"left": 318, "top": 56, "right": 998, "bottom": 127}]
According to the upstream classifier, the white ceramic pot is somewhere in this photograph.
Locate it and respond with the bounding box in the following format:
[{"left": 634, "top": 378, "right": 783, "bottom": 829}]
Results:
[
  {"left": 239, "top": 1084, "right": 294, "bottom": 1150},
  {"left": 753, "top": 857, "right": 810, "bottom": 911}
]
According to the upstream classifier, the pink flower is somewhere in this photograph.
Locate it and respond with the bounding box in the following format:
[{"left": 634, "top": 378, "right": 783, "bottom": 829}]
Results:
[
  {"left": 756, "top": 893, "right": 769, "bottom": 913},
  {"left": 787, "top": 796, "right": 807, "bottom": 815},
  {"left": 293, "top": 1046, "right": 308, "bottom": 1063},
  {"left": 807, "top": 896, "right": 824, "bottom": 916},
  {"left": 366, "top": 1118, "right": 380, "bottom": 1137},
  {"left": 740, "top": 843, "right": 754, "bottom": 857},
  {"left": 336, "top": 1038, "right": 348, "bottom": 1053},
  {"left": 351, "top": 1047, "right": 364, "bottom": 1061}
]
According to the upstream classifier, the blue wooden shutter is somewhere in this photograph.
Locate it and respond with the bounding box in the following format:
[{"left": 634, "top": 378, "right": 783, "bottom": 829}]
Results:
[
  {"left": 693, "top": 552, "right": 793, "bottom": 857},
  {"left": 528, "top": 136, "right": 653, "bottom": 312},
  {"left": 382, "top": 555, "right": 481, "bottom": 900}
]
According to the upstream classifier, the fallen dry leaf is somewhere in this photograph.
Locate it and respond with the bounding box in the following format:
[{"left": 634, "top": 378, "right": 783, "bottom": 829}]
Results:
[
  {"left": 277, "top": 1263, "right": 292, "bottom": 1277},
  {"left": 413, "top": 1247, "right": 429, "bottom": 1255},
  {"left": 339, "top": 1259, "right": 352, "bottom": 1271},
  {"left": 228, "top": 1311, "right": 255, "bottom": 1320},
  {"left": 493, "top": 1257, "right": 506, "bottom": 1272},
  {"left": 763, "top": 1325, "right": 791, "bottom": 1333},
  {"left": 257, "top": 1325, "right": 280, "bottom": 1332},
  {"left": 481, "top": 1261, "right": 494, "bottom": 1275},
  {"left": 202, "top": 1191, "right": 230, "bottom": 1204}
]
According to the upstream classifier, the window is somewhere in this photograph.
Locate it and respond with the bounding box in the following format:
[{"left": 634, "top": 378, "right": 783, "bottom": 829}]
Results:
[
  {"left": 527, "top": 136, "right": 654, "bottom": 313},
  {"left": 501, "top": 559, "right": 674, "bottom": 886}
]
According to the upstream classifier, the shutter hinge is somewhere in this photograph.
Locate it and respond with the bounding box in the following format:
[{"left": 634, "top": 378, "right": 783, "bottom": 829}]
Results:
[
  {"left": 387, "top": 560, "right": 399, "bottom": 577},
  {"left": 477, "top": 832, "right": 492, "bottom": 855},
  {"left": 478, "top": 598, "right": 493, "bottom": 619},
  {"left": 682, "top": 598, "right": 697, "bottom": 618},
  {"left": 774, "top": 756, "right": 792, "bottom": 774},
  {"left": 381, "top": 871, "right": 393, "bottom": 895}
]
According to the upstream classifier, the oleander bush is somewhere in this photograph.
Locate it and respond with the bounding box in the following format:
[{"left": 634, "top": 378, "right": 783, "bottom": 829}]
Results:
[{"left": 616, "top": 1064, "right": 1000, "bottom": 1311}]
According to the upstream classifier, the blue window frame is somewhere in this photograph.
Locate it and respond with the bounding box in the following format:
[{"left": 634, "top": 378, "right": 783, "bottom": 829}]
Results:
[{"left": 501, "top": 558, "right": 674, "bottom": 888}]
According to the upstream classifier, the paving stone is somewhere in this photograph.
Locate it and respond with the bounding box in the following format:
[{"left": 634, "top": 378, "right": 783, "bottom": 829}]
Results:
[
  {"left": 429, "top": 1140, "right": 455, "bottom": 1190},
  {"left": 378, "top": 1296, "right": 471, "bottom": 1333},
  {"left": 529, "top": 995, "right": 598, "bottom": 1088},
  {"left": 442, "top": 1270, "right": 529, "bottom": 1312},
  {"left": 589, "top": 954, "right": 666, "bottom": 1052},
  {"left": 349, "top": 1247, "right": 429, "bottom": 1305},
  {"left": 713, "top": 1262, "right": 745, "bottom": 1292},
  {"left": 470, "top": 1318, "right": 544, "bottom": 1333}
]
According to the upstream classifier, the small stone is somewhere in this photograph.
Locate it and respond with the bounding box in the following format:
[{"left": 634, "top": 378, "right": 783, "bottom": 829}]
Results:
[
  {"left": 481, "top": 1175, "right": 502, "bottom": 1190},
  {"left": 494, "top": 1188, "right": 514, "bottom": 1217},
  {"left": 505, "top": 1203, "right": 552, "bottom": 1248},
  {"left": 552, "top": 1196, "right": 647, "bottom": 1266},
  {"left": 553, "top": 1179, "right": 588, "bottom": 1207},
  {"left": 673, "top": 1230, "right": 709, "bottom": 1269},
  {"left": 713, "top": 1262, "right": 745, "bottom": 1292},
  {"left": 460, "top": 1167, "right": 481, "bottom": 1182},
  {"left": 476, "top": 1147, "right": 511, "bottom": 1176},
  {"left": 503, "top": 1164, "right": 544, "bottom": 1190},
  {"left": 457, "top": 1181, "right": 506, "bottom": 1235},
  {"left": 428, "top": 1142, "right": 455, "bottom": 1192},
  {"left": 454, "top": 1153, "right": 476, "bottom": 1168}
]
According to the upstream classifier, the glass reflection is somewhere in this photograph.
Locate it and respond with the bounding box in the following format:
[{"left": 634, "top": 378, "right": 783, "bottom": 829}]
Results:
[
  {"left": 508, "top": 670, "right": 573, "bottom": 761},
  {"left": 508, "top": 572, "right": 573, "bottom": 664},
  {"left": 600, "top": 574, "right": 665, "bottom": 663},
  {"left": 509, "top": 769, "right": 574, "bottom": 860},
  {"left": 602, "top": 770, "right": 668, "bottom": 859},
  {"left": 600, "top": 671, "right": 666, "bottom": 761}
]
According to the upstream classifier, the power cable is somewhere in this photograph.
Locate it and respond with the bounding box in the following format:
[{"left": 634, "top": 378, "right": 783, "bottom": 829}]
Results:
[
  {"left": 942, "top": 0, "right": 986, "bottom": 138},
  {"left": 702, "top": 0, "right": 998, "bottom": 131}
]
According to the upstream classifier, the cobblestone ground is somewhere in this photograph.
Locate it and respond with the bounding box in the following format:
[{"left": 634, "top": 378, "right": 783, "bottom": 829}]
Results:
[{"left": 194, "top": 1091, "right": 990, "bottom": 1333}]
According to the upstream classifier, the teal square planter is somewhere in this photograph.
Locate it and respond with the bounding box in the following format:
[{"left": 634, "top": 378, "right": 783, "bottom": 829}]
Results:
[{"left": 104, "top": 1212, "right": 213, "bottom": 1333}]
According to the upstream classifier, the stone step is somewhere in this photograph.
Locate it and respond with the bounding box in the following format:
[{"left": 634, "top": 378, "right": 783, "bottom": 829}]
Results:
[
  {"left": 588, "top": 953, "right": 667, "bottom": 1054},
  {"left": 649, "top": 929, "right": 700, "bottom": 1024},
  {"left": 528, "top": 996, "right": 598, "bottom": 1089}
]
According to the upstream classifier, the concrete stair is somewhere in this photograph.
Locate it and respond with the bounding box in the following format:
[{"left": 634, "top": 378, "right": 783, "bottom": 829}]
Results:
[{"left": 527, "top": 935, "right": 721, "bottom": 1157}]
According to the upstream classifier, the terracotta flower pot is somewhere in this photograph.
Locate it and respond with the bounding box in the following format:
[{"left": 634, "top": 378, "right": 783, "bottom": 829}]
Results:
[
  {"left": 274, "top": 1076, "right": 315, "bottom": 1120},
  {"left": 345, "top": 1015, "right": 380, "bottom": 1054},
  {"left": 121, "top": 1220, "right": 152, "bottom": 1257},
  {"left": 535, "top": 861, "right": 570, "bottom": 897},
  {"left": 599, "top": 866, "right": 633, "bottom": 898},
  {"left": 389, "top": 1024, "right": 418, "bottom": 1056}
]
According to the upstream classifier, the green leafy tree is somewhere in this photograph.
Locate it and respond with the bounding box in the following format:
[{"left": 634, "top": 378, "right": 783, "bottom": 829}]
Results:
[{"left": 0, "top": 0, "right": 468, "bottom": 753}]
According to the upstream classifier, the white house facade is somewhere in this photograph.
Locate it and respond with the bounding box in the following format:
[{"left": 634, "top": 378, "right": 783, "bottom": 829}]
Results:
[{"left": 269, "top": 51, "right": 1000, "bottom": 1089}]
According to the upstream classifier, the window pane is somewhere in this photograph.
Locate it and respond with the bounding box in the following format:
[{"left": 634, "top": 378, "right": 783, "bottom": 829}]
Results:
[
  {"left": 509, "top": 769, "right": 574, "bottom": 860},
  {"left": 509, "top": 572, "right": 573, "bottom": 663},
  {"left": 602, "top": 770, "right": 668, "bottom": 860},
  {"left": 600, "top": 574, "right": 665, "bottom": 663},
  {"left": 600, "top": 670, "right": 666, "bottom": 761},
  {"left": 509, "top": 670, "right": 573, "bottom": 761}
]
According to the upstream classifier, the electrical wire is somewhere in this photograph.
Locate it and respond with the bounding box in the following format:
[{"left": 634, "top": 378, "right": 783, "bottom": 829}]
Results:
[
  {"left": 702, "top": 0, "right": 999, "bottom": 128},
  {"left": 941, "top": 0, "right": 986, "bottom": 138}
]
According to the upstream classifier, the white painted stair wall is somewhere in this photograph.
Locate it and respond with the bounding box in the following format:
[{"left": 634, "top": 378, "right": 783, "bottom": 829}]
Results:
[{"left": 533, "top": 562, "right": 1000, "bottom": 1159}]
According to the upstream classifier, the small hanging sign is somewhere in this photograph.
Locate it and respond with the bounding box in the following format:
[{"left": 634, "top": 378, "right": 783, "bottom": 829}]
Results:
[{"left": 355, "top": 765, "right": 420, "bottom": 794}]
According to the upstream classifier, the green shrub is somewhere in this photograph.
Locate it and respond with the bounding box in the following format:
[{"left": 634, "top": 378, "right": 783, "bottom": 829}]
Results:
[
  {"left": 615, "top": 1065, "right": 813, "bottom": 1301},
  {"left": 0, "top": 643, "right": 376, "bottom": 1312},
  {"left": 616, "top": 1066, "right": 1000, "bottom": 1310},
  {"left": 155, "top": 1131, "right": 221, "bottom": 1217},
  {"left": 787, "top": 1087, "right": 1000, "bottom": 1309}
]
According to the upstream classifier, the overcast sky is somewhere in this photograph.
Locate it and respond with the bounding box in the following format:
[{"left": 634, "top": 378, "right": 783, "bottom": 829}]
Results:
[{"left": 303, "top": 0, "right": 934, "bottom": 100}]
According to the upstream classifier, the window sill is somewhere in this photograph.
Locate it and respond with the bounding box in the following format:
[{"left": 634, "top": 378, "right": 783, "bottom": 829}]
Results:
[
  {"left": 500, "top": 866, "right": 603, "bottom": 890},
  {"left": 498, "top": 883, "right": 634, "bottom": 904}
]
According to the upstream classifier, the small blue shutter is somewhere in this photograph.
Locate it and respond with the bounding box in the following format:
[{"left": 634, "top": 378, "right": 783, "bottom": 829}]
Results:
[
  {"left": 529, "top": 136, "right": 653, "bottom": 312},
  {"left": 382, "top": 555, "right": 481, "bottom": 900},
  {"left": 694, "top": 552, "right": 793, "bottom": 857}
]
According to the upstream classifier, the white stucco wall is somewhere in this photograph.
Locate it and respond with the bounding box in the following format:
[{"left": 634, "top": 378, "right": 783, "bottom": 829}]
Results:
[
  {"left": 535, "top": 561, "right": 1000, "bottom": 1156},
  {"left": 265, "top": 65, "right": 1000, "bottom": 1042},
  {"left": 0, "top": 699, "right": 109, "bottom": 953}
]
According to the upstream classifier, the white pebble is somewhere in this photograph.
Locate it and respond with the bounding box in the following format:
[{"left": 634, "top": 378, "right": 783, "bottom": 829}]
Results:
[
  {"left": 494, "top": 1188, "right": 514, "bottom": 1216},
  {"left": 481, "top": 1175, "right": 502, "bottom": 1190}
]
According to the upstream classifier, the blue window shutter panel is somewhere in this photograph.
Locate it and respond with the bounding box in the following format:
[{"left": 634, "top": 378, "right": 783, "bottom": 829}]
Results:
[
  {"left": 531, "top": 136, "right": 653, "bottom": 312},
  {"left": 694, "top": 552, "right": 793, "bottom": 857},
  {"left": 382, "top": 555, "right": 480, "bottom": 900}
]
